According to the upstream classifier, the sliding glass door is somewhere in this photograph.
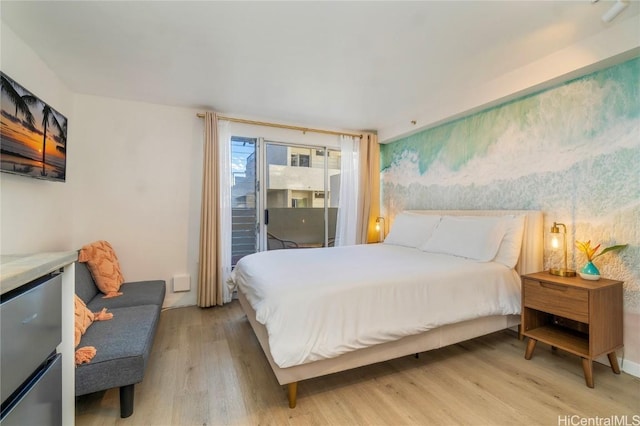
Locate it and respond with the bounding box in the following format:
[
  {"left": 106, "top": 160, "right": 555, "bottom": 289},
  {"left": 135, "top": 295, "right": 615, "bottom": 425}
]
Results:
[
  {"left": 230, "top": 137, "right": 340, "bottom": 266},
  {"left": 263, "top": 142, "right": 341, "bottom": 251}
]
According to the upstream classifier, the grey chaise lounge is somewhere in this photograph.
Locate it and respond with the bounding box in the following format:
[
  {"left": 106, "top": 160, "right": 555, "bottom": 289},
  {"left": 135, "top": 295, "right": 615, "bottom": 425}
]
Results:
[{"left": 74, "top": 261, "right": 165, "bottom": 418}]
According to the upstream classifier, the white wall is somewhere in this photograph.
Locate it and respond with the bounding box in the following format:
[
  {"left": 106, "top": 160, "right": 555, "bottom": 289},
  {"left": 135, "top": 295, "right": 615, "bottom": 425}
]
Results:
[
  {"left": 0, "top": 24, "right": 75, "bottom": 253},
  {"left": 70, "top": 94, "right": 203, "bottom": 308}
]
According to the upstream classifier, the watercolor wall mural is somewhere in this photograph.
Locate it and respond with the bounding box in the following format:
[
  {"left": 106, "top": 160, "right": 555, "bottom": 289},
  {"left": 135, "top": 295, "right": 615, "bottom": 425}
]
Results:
[{"left": 381, "top": 57, "right": 639, "bottom": 366}]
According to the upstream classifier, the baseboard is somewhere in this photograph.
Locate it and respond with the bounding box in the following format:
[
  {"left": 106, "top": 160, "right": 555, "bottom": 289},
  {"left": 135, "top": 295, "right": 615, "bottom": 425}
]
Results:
[{"left": 620, "top": 357, "right": 640, "bottom": 378}]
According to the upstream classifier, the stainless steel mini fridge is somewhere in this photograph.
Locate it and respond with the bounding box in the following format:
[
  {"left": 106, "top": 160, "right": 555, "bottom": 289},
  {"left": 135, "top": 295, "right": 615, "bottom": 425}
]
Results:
[{"left": 1, "top": 273, "right": 63, "bottom": 425}]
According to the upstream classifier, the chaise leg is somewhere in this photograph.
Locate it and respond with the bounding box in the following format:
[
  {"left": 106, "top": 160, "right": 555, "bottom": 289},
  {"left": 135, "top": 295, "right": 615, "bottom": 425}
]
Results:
[
  {"left": 120, "top": 384, "right": 135, "bottom": 418},
  {"left": 288, "top": 382, "right": 298, "bottom": 409}
]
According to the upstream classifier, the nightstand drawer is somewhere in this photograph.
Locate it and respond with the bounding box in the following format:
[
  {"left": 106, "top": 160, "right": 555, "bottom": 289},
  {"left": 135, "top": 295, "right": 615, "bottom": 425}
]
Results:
[{"left": 523, "top": 279, "right": 589, "bottom": 323}]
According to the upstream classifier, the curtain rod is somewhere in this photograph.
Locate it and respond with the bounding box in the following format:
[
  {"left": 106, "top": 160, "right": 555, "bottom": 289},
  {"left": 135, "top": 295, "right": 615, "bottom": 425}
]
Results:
[{"left": 196, "top": 113, "right": 363, "bottom": 138}]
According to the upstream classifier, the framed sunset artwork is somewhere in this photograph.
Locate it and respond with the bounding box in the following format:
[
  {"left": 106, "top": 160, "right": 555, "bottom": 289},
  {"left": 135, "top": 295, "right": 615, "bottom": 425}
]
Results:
[{"left": 1, "top": 71, "right": 68, "bottom": 182}]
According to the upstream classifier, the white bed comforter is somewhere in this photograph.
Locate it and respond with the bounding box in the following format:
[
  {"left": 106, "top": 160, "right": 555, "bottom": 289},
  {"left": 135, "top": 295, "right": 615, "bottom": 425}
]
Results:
[{"left": 228, "top": 244, "right": 521, "bottom": 368}]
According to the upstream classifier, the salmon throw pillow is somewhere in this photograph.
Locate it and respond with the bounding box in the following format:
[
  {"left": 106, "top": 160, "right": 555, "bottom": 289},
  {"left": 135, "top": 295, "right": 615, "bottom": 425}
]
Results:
[
  {"left": 74, "top": 294, "right": 97, "bottom": 365},
  {"left": 74, "top": 294, "right": 94, "bottom": 347},
  {"left": 74, "top": 294, "right": 114, "bottom": 365},
  {"left": 78, "top": 240, "right": 124, "bottom": 298}
]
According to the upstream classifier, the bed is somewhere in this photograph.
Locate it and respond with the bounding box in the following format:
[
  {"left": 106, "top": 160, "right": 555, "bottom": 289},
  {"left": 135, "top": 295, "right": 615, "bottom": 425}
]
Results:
[{"left": 228, "top": 210, "right": 543, "bottom": 408}]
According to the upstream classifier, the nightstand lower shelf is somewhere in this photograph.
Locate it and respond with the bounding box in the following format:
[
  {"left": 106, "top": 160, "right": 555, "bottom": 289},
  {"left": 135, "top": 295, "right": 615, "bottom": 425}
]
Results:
[
  {"left": 524, "top": 325, "right": 589, "bottom": 357},
  {"left": 524, "top": 328, "right": 621, "bottom": 388}
]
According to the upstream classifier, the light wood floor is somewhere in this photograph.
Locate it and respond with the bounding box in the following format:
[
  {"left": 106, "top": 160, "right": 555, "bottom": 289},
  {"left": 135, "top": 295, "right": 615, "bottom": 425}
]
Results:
[{"left": 76, "top": 301, "right": 640, "bottom": 425}]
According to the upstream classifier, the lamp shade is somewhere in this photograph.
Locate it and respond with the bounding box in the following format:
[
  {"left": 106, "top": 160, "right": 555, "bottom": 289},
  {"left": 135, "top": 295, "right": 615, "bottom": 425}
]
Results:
[{"left": 548, "top": 222, "right": 576, "bottom": 277}]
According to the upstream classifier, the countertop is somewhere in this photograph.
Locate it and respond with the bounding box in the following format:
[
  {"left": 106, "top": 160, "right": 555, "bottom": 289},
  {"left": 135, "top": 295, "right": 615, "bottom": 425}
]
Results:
[{"left": 0, "top": 251, "right": 78, "bottom": 295}]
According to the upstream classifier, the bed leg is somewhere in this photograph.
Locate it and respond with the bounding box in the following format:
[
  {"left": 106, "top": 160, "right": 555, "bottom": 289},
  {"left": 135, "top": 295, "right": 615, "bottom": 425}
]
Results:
[
  {"left": 518, "top": 325, "right": 523, "bottom": 340},
  {"left": 288, "top": 382, "right": 298, "bottom": 408},
  {"left": 524, "top": 338, "right": 537, "bottom": 360},
  {"left": 414, "top": 353, "right": 420, "bottom": 359}
]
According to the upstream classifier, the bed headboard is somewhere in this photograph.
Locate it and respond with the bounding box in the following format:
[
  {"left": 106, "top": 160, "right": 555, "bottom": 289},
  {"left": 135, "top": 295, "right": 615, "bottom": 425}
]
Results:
[{"left": 405, "top": 210, "right": 543, "bottom": 275}]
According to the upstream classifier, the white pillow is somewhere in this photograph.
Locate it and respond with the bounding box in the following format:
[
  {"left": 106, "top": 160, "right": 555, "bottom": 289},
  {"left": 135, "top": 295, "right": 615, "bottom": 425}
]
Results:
[
  {"left": 419, "top": 216, "right": 507, "bottom": 261},
  {"left": 493, "top": 215, "right": 526, "bottom": 268},
  {"left": 383, "top": 213, "right": 442, "bottom": 248}
]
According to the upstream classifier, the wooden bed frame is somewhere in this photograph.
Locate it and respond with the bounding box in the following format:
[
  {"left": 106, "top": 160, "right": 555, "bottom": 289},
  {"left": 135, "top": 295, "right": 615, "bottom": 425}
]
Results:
[{"left": 237, "top": 210, "right": 544, "bottom": 408}]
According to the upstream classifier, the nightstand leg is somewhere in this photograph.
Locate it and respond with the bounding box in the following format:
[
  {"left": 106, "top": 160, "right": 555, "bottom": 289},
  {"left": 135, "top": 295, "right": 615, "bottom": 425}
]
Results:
[
  {"left": 607, "top": 352, "right": 621, "bottom": 374},
  {"left": 581, "top": 358, "right": 594, "bottom": 388},
  {"left": 524, "top": 338, "right": 537, "bottom": 360}
]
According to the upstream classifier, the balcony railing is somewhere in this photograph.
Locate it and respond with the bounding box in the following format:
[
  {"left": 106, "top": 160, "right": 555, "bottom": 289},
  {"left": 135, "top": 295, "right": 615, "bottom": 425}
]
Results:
[{"left": 231, "top": 207, "right": 337, "bottom": 266}]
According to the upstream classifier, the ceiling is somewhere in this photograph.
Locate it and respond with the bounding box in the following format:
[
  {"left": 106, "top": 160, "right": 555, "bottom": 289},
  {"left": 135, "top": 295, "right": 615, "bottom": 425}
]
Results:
[{"left": 1, "top": 1, "right": 639, "bottom": 141}]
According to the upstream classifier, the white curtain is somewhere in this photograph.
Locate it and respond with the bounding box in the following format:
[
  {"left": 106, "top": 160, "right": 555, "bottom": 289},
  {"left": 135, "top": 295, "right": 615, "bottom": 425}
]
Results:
[
  {"left": 218, "top": 120, "right": 232, "bottom": 303},
  {"left": 335, "top": 135, "right": 360, "bottom": 246}
]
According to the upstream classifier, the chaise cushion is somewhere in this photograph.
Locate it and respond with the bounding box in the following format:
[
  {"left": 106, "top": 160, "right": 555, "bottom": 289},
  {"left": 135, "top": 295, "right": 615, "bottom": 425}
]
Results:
[
  {"left": 85, "top": 280, "right": 166, "bottom": 312},
  {"left": 75, "top": 262, "right": 100, "bottom": 304},
  {"left": 75, "top": 305, "right": 160, "bottom": 396}
]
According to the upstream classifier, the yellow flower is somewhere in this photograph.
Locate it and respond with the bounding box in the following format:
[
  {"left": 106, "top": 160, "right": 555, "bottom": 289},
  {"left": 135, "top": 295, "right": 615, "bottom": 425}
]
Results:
[{"left": 575, "top": 240, "right": 627, "bottom": 262}]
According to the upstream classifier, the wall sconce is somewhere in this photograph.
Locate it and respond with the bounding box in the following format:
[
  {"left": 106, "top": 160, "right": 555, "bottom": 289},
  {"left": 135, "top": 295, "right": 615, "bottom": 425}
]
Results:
[
  {"left": 548, "top": 222, "right": 576, "bottom": 277},
  {"left": 375, "top": 217, "right": 385, "bottom": 243}
]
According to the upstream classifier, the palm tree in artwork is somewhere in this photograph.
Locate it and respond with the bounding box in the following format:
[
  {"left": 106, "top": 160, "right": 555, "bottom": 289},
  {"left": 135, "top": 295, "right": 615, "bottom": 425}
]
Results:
[
  {"left": 21, "top": 94, "right": 39, "bottom": 126},
  {"left": 53, "top": 114, "right": 67, "bottom": 153},
  {"left": 0, "top": 74, "right": 35, "bottom": 126},
  {"left": 40, "top": 103, "right": 61, "bottom": 176}
]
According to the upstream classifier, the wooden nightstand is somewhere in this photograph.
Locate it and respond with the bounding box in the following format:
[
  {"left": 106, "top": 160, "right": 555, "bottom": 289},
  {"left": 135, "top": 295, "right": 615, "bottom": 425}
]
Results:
[{"left": 521, "top": 272, "right": 623, "bottom": 388}]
